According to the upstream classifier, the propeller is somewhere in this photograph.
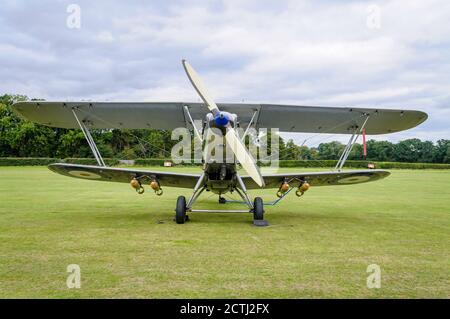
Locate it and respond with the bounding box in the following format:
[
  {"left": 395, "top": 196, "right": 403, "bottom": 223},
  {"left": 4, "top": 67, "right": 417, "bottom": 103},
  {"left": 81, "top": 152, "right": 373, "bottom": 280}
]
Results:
[
  {"left": 182, "top": 60, "right": 219, "bottom": 116},
  {"left": 182, "top": 60, "right": 265, "bottom": 187}
]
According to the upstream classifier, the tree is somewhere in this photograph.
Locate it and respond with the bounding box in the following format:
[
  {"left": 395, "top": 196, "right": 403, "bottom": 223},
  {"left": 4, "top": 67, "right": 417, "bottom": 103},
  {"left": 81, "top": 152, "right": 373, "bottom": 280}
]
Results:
[
  {"left": 418, "top": 140, "right": 435, "bottom": 163},
  {"left": 10, "top": 122, "right": 57, "bottom": 157},
  {"left": 317, "top": 141, "right": 345, "bottom": 160},
  {"left": 366, "top": 140, "right": 395, "bottom": 161},
  {"left": 298, "top": 145, "right": 314, "bottom": 160},
  {"left": 283, "top": 139, "right": 300, "bottom": 160},
  {"left": 348, "top": 143, "right": 364, "bottom": 160},
  {"left": 57, "top": 130, "right": 91, "bottom": 158},
  {"left": 1, "top": 94, "right": 448, "bottom": 163},
  {"left": 1, "top": 94, "right": 59, "bottom": 157},
  {"left": 433, "top": 139, "right": 450, "bottom": 163},
  {"left": 393, "top": 139, "right": 435, "bottom": 163}
]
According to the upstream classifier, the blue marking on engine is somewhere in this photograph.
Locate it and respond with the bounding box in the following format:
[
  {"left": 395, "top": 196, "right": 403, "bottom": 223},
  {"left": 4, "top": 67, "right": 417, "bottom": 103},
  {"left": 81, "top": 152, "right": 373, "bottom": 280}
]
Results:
[{"left": 214, "top": 112, "right": 229, "bottom": 126}]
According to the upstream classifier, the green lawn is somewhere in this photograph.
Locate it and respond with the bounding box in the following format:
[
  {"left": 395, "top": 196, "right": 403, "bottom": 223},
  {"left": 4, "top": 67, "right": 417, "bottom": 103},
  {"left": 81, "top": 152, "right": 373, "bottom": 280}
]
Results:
[{"left": 0, "top": 166, "right": 449, "bottom": 298}]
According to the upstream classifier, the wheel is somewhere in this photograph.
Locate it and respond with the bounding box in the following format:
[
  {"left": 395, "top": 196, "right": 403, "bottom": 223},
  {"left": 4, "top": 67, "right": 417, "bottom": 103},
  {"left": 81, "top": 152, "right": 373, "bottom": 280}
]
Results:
[
  {"left": 175, "top": 196, "right": 187, "bottom": 224},
  {"left": 218, "top": 196, "right": 226, "bottom": 204},
  {"left": 253, "top": 197, "right": 264, "bottom": 220}
]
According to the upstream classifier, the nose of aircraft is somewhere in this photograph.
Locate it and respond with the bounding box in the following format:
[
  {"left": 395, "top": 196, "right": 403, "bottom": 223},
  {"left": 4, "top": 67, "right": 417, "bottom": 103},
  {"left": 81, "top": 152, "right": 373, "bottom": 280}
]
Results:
[{"left": 214, "top": 112, "right": 229, "bottom": 127}]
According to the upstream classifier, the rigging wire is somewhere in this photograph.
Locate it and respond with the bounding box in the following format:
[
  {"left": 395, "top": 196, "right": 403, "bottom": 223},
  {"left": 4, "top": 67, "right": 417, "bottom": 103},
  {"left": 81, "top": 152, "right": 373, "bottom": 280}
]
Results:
[
  {"left": 75, "top": 106, "right": 370, "bottom": 167},
  {"left": 256, "top": 112, "right": 369, "bottom": 168},
  {"left": 75, "top": 107, "right": 174, "bottom": 158}
]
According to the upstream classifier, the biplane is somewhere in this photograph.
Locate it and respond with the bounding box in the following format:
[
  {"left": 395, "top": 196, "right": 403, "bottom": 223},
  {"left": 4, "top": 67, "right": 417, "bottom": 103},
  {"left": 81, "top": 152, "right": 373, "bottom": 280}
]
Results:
[{"left": 12, "top": 60, "right": 427, "bottom": 225}]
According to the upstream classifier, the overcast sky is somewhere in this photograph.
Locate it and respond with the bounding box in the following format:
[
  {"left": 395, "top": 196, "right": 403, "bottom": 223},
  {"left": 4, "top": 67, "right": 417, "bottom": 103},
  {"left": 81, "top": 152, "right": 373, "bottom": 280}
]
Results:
[{"left": 1, "top": 0, "right": 449, "bottom": 145}]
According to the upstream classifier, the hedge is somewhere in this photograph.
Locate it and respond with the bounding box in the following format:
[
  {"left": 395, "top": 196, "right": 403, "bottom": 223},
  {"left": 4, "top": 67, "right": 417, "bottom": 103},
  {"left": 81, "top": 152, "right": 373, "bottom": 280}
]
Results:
[
  {"left": 62, "top": 158, "right": 120, "bottom": 166},
  {"left": 276, "top": 160, "right": 450, "bottom": 169},
  {"left": 134, "top": 159, "right": 203, "bottom": 166},
  {"left": 1, "top": 157, "right": 450, "bottom": 169},
  {"left": 134, "top": 158, "right": 169, "bottom": 166},
  {"left": 0, "top": 158, "right": 59, "bottom": 166},
  {"left": 0, "top": 157, "right": 119, "bottom": 166},
  {"left": 134, "top": 159, "right": 450, "bottom": 169}
]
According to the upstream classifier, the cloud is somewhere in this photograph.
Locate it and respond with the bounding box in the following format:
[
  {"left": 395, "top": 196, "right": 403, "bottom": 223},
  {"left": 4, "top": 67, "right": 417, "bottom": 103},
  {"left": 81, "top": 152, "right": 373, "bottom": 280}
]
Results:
[
  {"left": 95, "top": 31, "right": 115, "bottom": 43},
  {"left": 0, "top": 0, "right": 449, "bottom": 143}
]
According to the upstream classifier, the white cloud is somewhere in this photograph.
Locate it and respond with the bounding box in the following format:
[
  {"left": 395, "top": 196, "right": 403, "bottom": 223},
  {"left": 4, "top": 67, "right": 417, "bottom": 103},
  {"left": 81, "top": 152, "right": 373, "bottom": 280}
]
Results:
[
  {"left": 0, "top": 0, "right": 449, "bottom": 142},
  {"left": 95, "top": 31, "right": 115, "bottom": 43}
]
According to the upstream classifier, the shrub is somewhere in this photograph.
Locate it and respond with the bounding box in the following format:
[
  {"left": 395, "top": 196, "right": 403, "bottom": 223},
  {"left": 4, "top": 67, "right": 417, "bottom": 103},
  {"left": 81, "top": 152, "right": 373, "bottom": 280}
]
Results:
[
  {"left": 0, "top": 157, "right": 119, "bottom": 166},
  {"left": 134, "top": 159, "right": 199, "bottom": 166},
  {"left": 62, "top": 158, "right": 119, "bottom": 166},
  {"left": 0, "top": 157, "right": 59, "bottom": 166},
  {"left": 1, "top": 158, "right": 450, "bottom": 169},
  {"left": 277, "top": 160, "right": 450, "bottom": 169}
]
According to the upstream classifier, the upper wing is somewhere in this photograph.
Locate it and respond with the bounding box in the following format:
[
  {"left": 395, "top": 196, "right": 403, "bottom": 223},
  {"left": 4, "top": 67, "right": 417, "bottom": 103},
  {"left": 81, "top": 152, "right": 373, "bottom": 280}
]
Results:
[
  {"left": 12, "top": 101, "right": 426, "bottom": 134},
  {"left": 256, "top": 104, "right": 427, "bottom": 135},
  {"left": 12, "top": 102, "right": 188, "bottom": 130},
  {"left": 242, "top": 169, "right": 390, "bottom": 189},
  {"left": 48, "top": 163, "right": 200, "bottom": 189}
]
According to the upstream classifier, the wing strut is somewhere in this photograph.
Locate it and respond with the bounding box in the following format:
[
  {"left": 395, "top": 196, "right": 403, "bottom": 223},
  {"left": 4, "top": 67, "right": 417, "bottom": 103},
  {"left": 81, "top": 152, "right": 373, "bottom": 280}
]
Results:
[
  {"left": 241, "top": 109, "right": 259, "bottom": 141},
  {"left": 335, "top": 114, "right": 370, "bottom": 171},
  {"left": 72, "top": 108, "right": 106, "bottom": 167},
  {"left": 183, "top": 105, "right": 204, "bottom": 143}
]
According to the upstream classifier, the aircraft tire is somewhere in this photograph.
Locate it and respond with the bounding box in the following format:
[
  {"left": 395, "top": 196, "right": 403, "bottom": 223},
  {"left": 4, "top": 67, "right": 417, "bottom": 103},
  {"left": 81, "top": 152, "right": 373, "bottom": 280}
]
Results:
[
  {"left": 253, "top": 197, "right": 264, "bottom": 220},
  {"left": 175, "top": 196, "right": 187, "bottom": 224}
]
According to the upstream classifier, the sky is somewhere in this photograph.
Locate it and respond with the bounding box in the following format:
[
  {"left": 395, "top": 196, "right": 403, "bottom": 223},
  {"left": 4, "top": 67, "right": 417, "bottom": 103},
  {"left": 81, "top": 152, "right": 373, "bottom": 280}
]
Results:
[{"left": 1, "top": 0, "right": 449, "bottom": 146}]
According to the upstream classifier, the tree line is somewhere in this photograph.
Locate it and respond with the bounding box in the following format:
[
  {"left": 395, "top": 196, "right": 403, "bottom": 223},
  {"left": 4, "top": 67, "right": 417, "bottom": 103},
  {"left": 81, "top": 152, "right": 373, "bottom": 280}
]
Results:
[{"left": 1, "top": 94, "right": 449, "bottom": 163}]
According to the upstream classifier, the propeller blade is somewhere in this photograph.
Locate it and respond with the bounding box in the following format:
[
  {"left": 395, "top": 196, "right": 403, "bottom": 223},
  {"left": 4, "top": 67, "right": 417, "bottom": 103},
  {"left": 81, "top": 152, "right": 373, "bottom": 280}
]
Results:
[
  {"left": 182, "top": 60, "right": 219, "bottom": 115},
  {"left": 182, "top": 59, "right": 264, "bottom": 187},
  {"left": 225, "top": 127, "right": 265, "bottom": 187}
]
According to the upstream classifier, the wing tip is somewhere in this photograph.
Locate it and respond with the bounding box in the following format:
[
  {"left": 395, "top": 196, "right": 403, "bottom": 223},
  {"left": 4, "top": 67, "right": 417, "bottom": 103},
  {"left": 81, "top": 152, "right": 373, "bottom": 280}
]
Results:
[{"left": 416, "top": 110, "right": 428, "bottom": 126}]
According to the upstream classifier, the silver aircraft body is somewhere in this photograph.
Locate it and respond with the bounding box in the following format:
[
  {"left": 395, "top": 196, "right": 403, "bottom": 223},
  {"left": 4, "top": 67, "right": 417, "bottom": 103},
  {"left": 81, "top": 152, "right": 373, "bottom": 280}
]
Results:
[{"left": 12, "top": 60, "right": 427, "bottom": 225}]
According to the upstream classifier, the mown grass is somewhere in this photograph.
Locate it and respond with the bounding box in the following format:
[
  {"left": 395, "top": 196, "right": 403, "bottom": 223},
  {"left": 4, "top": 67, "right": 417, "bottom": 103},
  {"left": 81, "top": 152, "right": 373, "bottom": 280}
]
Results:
[{"left": 0, "top": 166, "right": 449, "bottom": 298}]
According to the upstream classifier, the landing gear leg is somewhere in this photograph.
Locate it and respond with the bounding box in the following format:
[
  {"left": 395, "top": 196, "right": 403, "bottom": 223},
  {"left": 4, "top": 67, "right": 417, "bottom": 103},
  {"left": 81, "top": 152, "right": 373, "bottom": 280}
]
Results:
[
  {"left": 235, "top": 174, "right": 267, "bottom": 226},
  {"left": 178, "top": 173, "right": 206, "bottom": 224}
]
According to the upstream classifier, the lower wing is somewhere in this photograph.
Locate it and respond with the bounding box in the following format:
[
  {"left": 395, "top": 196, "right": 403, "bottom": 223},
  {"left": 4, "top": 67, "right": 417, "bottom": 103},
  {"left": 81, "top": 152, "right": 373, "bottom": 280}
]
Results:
[
  {"left": 242, "top": 169, "right": 390, "bottom": 189},
  {"left": 49, "top": 164, "right": 389, "bottom": 190},
  {"left": 48, "top": 163, "right": 200, "bottom": 189}
]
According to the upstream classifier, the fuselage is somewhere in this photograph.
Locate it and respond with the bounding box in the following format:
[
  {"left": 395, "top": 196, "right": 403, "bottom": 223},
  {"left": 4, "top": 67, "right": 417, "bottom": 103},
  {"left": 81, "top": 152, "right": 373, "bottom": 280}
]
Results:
[
  {"left": 202, "top": 111, "right": 238, "bottom": 195},
  {"left": 204, "top": 162, "right": 237, "bottom": 194}
]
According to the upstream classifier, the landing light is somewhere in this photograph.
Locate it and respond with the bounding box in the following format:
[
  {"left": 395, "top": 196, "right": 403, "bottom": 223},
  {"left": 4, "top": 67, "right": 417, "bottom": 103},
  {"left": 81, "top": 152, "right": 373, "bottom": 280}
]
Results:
[
  {"left": 276, "top": 182, "right": 290, "bottom": 198},
  {"left": 150, "top": 180, "right": 163, "bottom": 196},
  {"left": 130, "top": 178, "right": 144, "bottom": 194},
  {"left": 296, "top": 182, "right": 310, "bottom": 197}
]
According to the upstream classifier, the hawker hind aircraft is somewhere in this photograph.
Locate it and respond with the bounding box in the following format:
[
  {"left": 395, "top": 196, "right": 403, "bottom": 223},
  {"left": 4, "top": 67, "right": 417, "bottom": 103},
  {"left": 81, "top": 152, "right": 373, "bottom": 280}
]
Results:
[{"left": 12, "top": 60, "right": 427, "bottom": 225}]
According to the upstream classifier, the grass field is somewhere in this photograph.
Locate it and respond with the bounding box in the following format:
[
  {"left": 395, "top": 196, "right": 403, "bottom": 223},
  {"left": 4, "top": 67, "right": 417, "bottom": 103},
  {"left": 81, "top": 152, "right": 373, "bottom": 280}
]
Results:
[{"left": 0, "top": 166, "right": 449, "bottom": 298}]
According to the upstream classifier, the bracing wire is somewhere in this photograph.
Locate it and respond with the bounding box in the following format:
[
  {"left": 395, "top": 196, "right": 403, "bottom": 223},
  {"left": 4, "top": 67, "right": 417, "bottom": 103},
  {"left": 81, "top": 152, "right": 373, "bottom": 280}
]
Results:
[
  {"left": 253, "top": 112, "right": 369, "bottom": 169},
  {"left": 75, "top": 108, "right": 175, "bottom": 158},
  {"left": 76, "top": 106, "right": 370, "bottom": 167}
]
